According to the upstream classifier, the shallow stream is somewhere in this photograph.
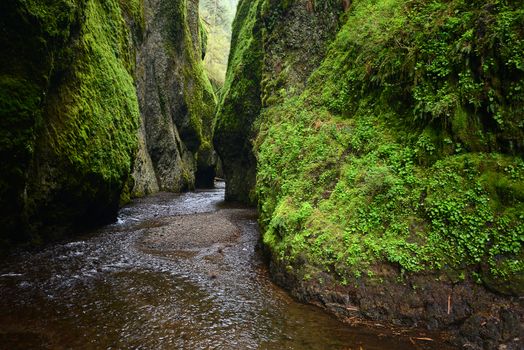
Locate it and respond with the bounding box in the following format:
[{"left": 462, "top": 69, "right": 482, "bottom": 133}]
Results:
[{"left": 0, "top": 183, "right": 451, "bottom": 349}]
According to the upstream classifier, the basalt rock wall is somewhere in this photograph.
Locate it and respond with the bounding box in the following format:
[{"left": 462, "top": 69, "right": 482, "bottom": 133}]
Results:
[{"left": 131, "top": 0, "right": 217, "bottom": 197}]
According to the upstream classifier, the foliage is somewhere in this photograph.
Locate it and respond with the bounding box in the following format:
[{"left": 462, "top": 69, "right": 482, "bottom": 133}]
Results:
[
  {"left": 249, "top": 0, "right": 524, "bottom": 294},
  {"left": 0, "top": 0, "right": 141, "bottom": 241},
  {"left": 200, "top": 0, "right": 239, "bottom": 85}
]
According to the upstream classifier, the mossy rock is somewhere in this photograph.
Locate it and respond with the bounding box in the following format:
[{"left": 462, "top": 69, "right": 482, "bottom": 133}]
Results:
[
  {"left": 0, "top": 0, "right": 141, "bottom": 242},
  {"left": 219, "top": 0, "right": 524, "bottom": 294}
]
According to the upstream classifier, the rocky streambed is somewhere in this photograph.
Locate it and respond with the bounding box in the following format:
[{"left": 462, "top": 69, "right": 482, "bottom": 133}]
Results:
[{"left": 0, "top": 182, "right": 453, "bottom": 349}]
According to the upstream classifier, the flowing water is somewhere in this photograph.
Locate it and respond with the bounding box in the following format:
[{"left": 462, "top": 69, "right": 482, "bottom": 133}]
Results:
[{"left": 0, "top": 182, "right": 451, "bottom": 349}]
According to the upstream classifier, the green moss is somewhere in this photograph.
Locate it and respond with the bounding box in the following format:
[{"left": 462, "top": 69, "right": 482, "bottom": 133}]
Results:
[
  {"left": 18, "top": 0, "right": 78, "bottom": 39},
  {"left": 0, "top": 0, "right": 142, "bottom": 242},
  {"left": 182, "top": 0, "right": 217, "bottom": 171},
  {"left": 258, "top": 102, "right": 523, "bottom": 294},
  {"left": 46, "top": 0, "right": 139, "bottom": 183},
  {"left": 214, "top": 0, "right": 264, "bottom": 203},
  {"left": 248, "top": 0, "right": 524, "bottom": 294},
  {"left": 1, "top": 0, "right": 217, "bottom": 241},
  {"left": 0, "top": 76, "right": 41, "bottom": 172},
  {"left": 0, "top": 0, "right": 79, "bottom": 240},
  {"left": 119, "top": 0, "right": 144, "bottom": 25},
  {"left": 160, "top": 0, "right": 216, "bottom": 156},
  {"left": 311, "top": 0, "right": 524, "bottom": 153}
]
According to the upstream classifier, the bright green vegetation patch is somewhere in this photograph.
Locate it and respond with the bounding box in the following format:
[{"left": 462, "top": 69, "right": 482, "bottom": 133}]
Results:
[
  {"left": 46, "top": 0, "right": 139, "bottom": 184},
  {"left": 0, "top": 0, "right": 142, "bottom": 241},
  {"left": 256, "top": 0, "right": 524, "bottom": 295}
]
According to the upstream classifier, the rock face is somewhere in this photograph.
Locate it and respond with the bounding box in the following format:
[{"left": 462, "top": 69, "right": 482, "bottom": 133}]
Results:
[
  {"left": 213, "top": 0, "right": 264, "bottom": 204},
  {"left": 269, "top": 257, "right": 524, "bottom": 350},
  {"left": 0, "top": 0, "right": 141, "bottom": 243},
  {"left": 131, "top": 0, "right": 217, "bottom": 196},
  {"left": 216, "top": 0, "right": 524, "bottom": 348},
  {"left": 0, "top": 0, "right": 216, "bottom": 243},
  {"left": 214, "top": 0, "right": 342, "bottom": 204}
]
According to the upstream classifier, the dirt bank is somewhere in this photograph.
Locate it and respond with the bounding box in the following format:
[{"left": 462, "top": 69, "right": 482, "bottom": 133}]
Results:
[{"left": 267, "top": 256, "right": 524, "bottom": 350}]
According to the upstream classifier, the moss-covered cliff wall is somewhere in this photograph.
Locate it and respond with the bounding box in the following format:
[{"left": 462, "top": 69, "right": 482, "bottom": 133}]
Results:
[
  {"left": 213, "top": 0, "right": 263, "bottom": 204},
  {"left": 214, "top": 0, "right": 342, "bottom": 203},
  {"left": 131, "top": 0, "right": 217, "bottom": 197},
  {"left": 0, "top": 0, "right": 216, "bottom": 243},
  {"left": 0, "top": 0, "right": 141, "bottom": 243},
  {"left": 215, "top": 0, "right": 524, "bottom": 347}
]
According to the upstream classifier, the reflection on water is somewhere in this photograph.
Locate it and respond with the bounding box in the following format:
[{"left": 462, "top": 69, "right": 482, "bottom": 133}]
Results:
[{"left": 0, "top": 182, "right": 451, "bottom": 349}]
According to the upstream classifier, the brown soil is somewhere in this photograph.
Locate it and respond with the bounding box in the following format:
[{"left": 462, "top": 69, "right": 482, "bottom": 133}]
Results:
[{"left": 268, "top": 255, "right": 524, "bottom": 350}]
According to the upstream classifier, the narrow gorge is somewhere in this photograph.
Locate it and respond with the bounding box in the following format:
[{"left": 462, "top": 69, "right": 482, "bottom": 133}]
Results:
[
  {"left": 0, "top": 0, "right": 216, "bottom": 243},
  {"left": 1, "top": 0, "right": 523, "bottom": 349}
]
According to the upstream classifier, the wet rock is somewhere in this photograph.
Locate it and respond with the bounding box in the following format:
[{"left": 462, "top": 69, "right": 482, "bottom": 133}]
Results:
[
  {"left": 456, "top": 309, "right": 524, "bottom": 350},
  {"left": 267, "top": 253, "right": 524, "bottom": 350},
  {"left": 132, "top": 0, "right": 217, "bottom": 196},
  {"left": 214, "top": 0, "right": 342, "bottom": 204}
]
